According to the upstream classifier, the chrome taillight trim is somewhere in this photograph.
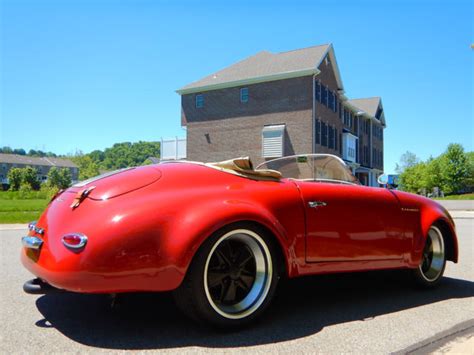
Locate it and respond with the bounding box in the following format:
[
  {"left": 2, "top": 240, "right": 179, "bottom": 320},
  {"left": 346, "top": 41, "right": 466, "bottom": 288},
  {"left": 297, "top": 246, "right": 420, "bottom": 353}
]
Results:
[
  {"left": 61, "top": 233, "right": 88, "bottom": 249},
  {"left": 22, "top": 236, "right": 43, "bottom": 250}
]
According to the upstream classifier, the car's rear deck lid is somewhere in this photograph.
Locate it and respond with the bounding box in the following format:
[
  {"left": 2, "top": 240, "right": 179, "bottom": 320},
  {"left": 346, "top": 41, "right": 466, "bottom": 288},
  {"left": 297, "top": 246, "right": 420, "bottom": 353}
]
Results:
[{"left": 70, "top": 166, "right": 162, "bottom": 200}]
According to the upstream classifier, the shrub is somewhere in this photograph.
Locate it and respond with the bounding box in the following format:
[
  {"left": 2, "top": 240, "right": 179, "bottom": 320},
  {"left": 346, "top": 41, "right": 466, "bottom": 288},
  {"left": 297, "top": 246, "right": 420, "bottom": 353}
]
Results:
[
  {"left": 7, "top": 168, "right": 23, "bottom": 190},
  {"left": 22, "top": 167, "right": 41, "bottom": 190}
]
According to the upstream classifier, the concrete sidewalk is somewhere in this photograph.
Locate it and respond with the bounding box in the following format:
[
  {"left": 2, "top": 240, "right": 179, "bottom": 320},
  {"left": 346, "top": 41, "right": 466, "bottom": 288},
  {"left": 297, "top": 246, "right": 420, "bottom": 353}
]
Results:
[
  {"left": 437, "top": 200, "right": 474, "bottom": 211},
  {"left": 0, "top": 224, "right": 27, "bottom": 231},
  {"left": 449, "top": 210, "right": 474, "bottom": 219}
]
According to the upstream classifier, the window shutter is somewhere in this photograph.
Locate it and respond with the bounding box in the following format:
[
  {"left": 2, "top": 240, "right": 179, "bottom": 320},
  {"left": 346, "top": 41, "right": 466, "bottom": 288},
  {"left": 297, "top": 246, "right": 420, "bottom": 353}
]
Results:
[{"left": 262, "top": 125, "right": 285, "bottom": 158}]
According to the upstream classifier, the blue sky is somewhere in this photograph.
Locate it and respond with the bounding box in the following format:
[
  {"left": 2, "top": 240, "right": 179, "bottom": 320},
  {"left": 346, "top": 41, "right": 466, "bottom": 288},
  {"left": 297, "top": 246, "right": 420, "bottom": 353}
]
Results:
[{"left": 1, "top": 0, "right": 472, "bottom": 173}]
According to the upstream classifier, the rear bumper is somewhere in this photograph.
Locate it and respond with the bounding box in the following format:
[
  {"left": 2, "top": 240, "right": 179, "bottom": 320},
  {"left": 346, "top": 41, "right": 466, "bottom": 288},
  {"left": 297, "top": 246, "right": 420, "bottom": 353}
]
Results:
[
  {"left": 23, "top": 278, "right": 64, "bottom": 295},
  {"left": 21, "top": 246, "right": 184, "bottom": 294}
]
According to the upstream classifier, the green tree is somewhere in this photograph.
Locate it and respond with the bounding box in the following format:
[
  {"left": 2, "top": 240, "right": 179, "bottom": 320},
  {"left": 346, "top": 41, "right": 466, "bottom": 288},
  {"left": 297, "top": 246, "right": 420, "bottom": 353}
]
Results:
[
  {"left": 13, "top": 148, "right": 26, "bottom": 155},
  {"left": 441, "top": 144, "right": 470, "bottom": 195},
  {"left": 465, "top": 152, "right": 474, "bottom": 192},
  {"left": 7, "top": 168, "right": 23, "bottom": 190},
  {"left": 395, "top": 151, "right": 420, "bottom": 174},
  {"left": 58, "top": 168, "right": 72, "bottom": 188},
  {"left": 71, "top": 154, "right": 100, "bottom": 180},
  {"left": 399, "top": 162, "right": 427, "bottom": 193},
  {"left": 47, "top": 167, "right": 72, "bottom": 189},
  {"left": 89, "top": 150, "right": 105, "bottom": 163},
  {"left": 423, "top": 156, "right": 443, "bottom": 192},
  {"left": 47, "top": 167, "right": 62, "bottom": 188},
  {"left": 101, "top": 141, "right": 160, "bottom": 169},
  {"left": 22, "top": 166, "right": 41, "bottom": 190}
]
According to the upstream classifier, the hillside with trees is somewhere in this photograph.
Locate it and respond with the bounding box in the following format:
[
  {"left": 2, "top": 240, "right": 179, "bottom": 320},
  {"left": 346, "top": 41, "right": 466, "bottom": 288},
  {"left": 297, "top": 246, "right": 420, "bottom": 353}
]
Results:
[{"left": 1, "top": 141, "right": 161, "bottom": 182}]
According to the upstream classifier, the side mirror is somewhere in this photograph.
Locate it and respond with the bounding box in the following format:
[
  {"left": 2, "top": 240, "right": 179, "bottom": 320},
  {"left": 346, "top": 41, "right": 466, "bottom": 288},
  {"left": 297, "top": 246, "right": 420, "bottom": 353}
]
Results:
[
  {"left": 377, "top": 174, "right": 389, "bottom": 185},
  {"left": 377, "top": 174, "right": 398, "bottom": 189}
]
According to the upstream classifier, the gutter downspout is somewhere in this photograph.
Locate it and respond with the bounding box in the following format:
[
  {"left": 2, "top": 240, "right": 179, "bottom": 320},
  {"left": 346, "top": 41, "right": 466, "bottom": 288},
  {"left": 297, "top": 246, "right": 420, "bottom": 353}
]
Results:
[{"left": 312, "top": 74, "right": 317, "bottom": 154}]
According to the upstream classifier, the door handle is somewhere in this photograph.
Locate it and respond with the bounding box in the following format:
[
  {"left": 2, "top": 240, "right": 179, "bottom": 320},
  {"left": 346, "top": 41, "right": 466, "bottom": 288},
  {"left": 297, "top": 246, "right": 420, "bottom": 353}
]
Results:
[{"left": 308, "top": 201, "right": 327, "bottom": 208}]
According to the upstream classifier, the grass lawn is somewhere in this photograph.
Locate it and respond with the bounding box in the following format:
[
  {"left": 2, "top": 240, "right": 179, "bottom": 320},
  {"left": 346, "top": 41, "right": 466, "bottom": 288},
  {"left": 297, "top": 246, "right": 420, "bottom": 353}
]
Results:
[
  {"left": 434, "top": 193, "right": 474, "bottom": 200},
  {"left": 0, "top": 192, "right": 49, "bottom": 223}
]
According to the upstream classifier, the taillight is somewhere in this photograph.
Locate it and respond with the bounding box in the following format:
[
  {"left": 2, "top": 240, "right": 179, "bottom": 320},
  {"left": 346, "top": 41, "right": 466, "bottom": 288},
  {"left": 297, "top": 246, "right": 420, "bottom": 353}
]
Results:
[{"left": 62, "top": 233, "right": 88, "bottom": 250}]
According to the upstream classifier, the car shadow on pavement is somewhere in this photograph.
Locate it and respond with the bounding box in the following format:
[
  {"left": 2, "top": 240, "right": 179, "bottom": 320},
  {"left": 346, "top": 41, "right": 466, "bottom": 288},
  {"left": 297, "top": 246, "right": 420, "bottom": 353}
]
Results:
[{"left": 35, "top": 270, "right": 474, "bottom": 350}]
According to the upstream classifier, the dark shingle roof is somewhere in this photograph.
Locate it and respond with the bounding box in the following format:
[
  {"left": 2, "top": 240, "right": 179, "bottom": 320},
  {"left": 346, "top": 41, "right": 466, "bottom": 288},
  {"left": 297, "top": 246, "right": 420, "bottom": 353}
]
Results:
[
  {"left": 0, "top": 154, "right": 77, "bottom": 168},
  {"left": 346, "top": 97, "right": 381, "bottom": 117},
  {"left": 177, "top": 44, "right": 339, "bottom": 94}
]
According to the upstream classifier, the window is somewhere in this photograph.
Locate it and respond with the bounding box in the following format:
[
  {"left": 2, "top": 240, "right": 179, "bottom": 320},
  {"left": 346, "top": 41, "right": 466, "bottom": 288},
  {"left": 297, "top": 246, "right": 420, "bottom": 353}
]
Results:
[
  {"left": 321, "top": 85, "right": 328, "bottom": 106},
  {"left": 334, "top": 128, "right": 338, "bottom": 151},
  {"left": 321, "top": 122, "right": 328, "bottom": 147},
  {"left": 315, "top": 119, "right": 321, "bottom": 144},
  {"left": 262, "top": 125, "right": 285, "bottom": 158},
  {"left": 328, "top": 126, "right": 334, "bottom": 149},
  {"left": 338, "top": 103, "right": 343, "bottom": 120},
  {"left": 195, "top": 94, "right": 204, "bottom": 108},
  {"left": 344, "top": 109, "right": 350, "bottom": 126},
  {"left": 328, "top": 91, "right": 334, "bottom": 111},
  {"left": 355, "top": 140, "right": 358, "bottom": 161},
  {"left": 240, "top": 88, "right": 249, "bottom": 103},
  {"left": 334, "top": 94, "right": 338, "bottom": 113},
  {"left": 315, "top": 81, "right": 321, "bottom": 102}
]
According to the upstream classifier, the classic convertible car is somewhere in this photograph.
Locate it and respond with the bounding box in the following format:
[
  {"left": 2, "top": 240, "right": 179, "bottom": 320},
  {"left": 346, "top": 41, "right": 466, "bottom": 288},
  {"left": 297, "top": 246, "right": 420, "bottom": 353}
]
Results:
[{"left": 21, "top": 154, "right": 458, "bottom": 327}]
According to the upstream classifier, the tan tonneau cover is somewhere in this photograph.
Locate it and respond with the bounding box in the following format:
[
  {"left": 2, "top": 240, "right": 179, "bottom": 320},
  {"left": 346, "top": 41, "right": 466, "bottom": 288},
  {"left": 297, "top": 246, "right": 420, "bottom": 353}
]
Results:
[{"left": 206, "top": 157, "right": 282, "bottom": 181}]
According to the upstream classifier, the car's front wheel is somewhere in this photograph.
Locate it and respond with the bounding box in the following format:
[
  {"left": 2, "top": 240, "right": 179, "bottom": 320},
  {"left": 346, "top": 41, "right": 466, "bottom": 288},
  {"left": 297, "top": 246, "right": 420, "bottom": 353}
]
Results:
[
  {"left": 173, "top": 224, "right": 279, "bottom": 328},
  {"left": 411, "top": 225, "right": 446, "bottom": 287}
]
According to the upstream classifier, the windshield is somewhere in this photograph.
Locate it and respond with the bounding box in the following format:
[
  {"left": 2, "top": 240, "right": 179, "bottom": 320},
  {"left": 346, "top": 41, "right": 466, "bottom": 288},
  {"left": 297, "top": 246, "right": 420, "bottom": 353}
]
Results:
[{"left": 256, "top": 154, "right": 359, "bottom": 184}]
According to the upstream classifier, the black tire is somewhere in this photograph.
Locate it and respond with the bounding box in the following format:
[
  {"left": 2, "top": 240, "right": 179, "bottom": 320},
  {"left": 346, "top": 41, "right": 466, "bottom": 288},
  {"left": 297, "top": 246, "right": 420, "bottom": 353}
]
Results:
[
  {"left": 173, "top": 223, "right": 279, "bottom": 328},
  {"left": 411, "top": 224, "right": 446, "bottom": 288}
]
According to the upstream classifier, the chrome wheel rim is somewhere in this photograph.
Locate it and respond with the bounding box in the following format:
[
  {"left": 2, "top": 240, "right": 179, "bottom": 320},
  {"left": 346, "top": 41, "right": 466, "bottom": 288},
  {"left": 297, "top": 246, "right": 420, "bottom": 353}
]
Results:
[
  {"left": 419, "top": 226, "right": 445, "bottom": 282},
  {"left": 204, "top": 229, "right": 272, "bottom": 319}
]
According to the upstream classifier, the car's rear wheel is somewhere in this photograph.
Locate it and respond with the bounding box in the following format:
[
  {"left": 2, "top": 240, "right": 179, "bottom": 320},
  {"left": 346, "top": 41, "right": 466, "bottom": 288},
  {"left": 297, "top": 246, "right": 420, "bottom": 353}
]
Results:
[
  {"left": 411, "top": 225, "right": 446, "bottom": 287},
  {"left": 173, "top": 224, "right": 279, "bottom": 328}
]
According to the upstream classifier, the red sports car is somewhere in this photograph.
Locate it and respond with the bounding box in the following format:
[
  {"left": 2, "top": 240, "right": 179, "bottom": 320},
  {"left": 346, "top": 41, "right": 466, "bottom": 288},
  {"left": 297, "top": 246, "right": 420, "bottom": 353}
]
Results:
[{"left": 21, "top": 154, "right": 458, "bottom": 328}]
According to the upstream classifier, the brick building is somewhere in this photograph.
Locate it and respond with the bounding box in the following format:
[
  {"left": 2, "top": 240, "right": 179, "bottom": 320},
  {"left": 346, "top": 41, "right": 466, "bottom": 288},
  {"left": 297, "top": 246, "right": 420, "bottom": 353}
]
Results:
[{"left": 177, "top": 44, "right": 386, "bottom": 186}]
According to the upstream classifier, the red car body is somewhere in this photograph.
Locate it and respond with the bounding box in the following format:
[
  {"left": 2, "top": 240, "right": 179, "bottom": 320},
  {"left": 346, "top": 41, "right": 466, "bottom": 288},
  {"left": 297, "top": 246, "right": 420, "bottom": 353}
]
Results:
[{"left": 21, "top": 160, "right": 458, "bottom": 294}]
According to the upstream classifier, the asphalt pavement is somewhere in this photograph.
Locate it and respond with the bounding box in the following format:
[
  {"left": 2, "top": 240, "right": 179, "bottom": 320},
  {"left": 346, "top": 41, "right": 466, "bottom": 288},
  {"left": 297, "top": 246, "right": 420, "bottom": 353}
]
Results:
[{"left": 0, "top": 216, "right": 473, "bottom": 353}]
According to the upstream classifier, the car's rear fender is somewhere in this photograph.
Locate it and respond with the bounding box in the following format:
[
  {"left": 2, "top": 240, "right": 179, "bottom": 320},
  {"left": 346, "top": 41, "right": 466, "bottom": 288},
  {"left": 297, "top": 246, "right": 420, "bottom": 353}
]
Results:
[{"left": 162, "top": 199, "right": 299, "bottom": 285}]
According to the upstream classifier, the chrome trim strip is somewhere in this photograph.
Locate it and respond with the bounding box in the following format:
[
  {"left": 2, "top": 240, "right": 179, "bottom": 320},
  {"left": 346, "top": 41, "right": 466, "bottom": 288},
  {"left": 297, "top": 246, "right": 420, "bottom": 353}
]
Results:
[
  {"left": 22, "top": 236, "right": 43, "bottom": 250},
  {"left": 28, "top": 221, "right": 44, "bottom": 235},
  {"left": 308, "top": 201, "right": 327, "bottom": 208}
]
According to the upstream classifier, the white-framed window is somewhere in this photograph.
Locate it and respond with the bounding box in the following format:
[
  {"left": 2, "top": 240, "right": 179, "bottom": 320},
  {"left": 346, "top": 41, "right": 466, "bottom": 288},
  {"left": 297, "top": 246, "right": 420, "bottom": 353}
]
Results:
[
  {"left": 240, "top": 87, "right": 249, "bottom": 103},
  {"left": 262, "top": 124, "right": 285, "bottom": 158},
  {"left": 342, "top": 132, "right": 358, "bottom": 163},
  {"left": 195, "top": 94, "right": 204, "bottom": 108}
]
